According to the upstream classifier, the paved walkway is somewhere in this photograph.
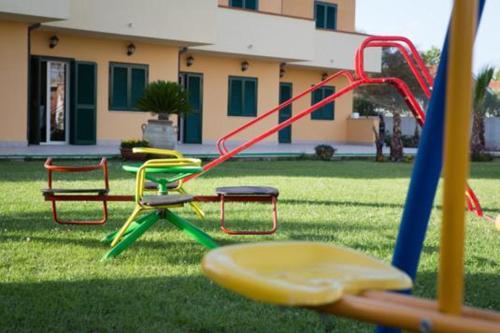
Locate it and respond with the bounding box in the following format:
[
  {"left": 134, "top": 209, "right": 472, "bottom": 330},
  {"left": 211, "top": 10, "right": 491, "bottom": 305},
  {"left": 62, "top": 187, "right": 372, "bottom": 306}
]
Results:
[{"left": 0, "top": 142, "right": 418, "bottom": 159}]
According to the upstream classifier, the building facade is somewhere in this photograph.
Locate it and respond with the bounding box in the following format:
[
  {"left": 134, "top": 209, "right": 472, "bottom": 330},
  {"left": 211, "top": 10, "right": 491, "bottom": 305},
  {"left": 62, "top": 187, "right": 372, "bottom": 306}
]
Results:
[{"left": 0, "top": 0, "right": 381, "bottom": 148}]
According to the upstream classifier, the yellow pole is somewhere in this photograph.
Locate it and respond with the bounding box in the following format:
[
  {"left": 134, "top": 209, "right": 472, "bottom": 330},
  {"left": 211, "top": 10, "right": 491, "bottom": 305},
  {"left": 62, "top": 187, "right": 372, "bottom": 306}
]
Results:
[{"left": 438, "top": 0, "right": 477, "bottom": 314}]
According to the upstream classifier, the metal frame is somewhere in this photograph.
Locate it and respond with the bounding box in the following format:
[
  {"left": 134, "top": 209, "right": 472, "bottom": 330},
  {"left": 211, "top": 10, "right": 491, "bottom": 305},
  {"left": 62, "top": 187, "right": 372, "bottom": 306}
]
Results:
[{"left": 183, "top": 35, "right": 486, "bottom": 220}]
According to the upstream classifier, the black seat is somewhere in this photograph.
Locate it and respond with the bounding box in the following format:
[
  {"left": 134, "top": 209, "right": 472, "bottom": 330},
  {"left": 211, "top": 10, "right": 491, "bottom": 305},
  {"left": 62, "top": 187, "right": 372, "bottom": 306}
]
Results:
[
  {"left": 215, "top": 186, "right": 279, "bottom": 197},
  {"left": 140, "top": 194, "right": 193, "bottom": 207},
  {"left": 144, "top": 181, "right": 179, "bottom": 190},
  {"left": 42, "top": 188, "right": 109, "bottom": 195}
]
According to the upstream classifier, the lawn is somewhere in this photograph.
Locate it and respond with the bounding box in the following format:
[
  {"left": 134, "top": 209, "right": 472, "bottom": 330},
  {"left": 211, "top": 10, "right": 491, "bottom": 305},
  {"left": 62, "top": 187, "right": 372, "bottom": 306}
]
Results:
[{"left": 0, "top": 159, "right": 499, "bottom": 332}]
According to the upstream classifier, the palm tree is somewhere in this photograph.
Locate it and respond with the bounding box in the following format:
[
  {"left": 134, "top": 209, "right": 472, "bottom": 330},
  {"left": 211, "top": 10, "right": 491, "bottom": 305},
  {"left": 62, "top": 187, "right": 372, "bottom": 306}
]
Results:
[{"left": 471, "top": 66, "right": 494, "bottom": 156}]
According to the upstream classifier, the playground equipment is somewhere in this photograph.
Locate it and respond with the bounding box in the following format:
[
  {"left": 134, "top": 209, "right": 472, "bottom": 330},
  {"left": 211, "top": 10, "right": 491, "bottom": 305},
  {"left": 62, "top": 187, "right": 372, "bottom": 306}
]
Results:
[
  {"left": 43, "top": 148, "right": 280, "bottom": 235},
  {"left": 101, "top": 157, "right": 218, "bottom": 260},
  {"left": 201, "top": 1, "right": 500, "bottom": 332}
]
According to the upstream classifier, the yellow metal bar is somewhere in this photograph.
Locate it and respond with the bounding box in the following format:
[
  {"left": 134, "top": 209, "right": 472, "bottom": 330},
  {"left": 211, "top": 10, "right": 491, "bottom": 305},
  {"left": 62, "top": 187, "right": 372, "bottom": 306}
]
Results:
[{"left": 439, "top": 0, "right": 477, "bottom": 315}]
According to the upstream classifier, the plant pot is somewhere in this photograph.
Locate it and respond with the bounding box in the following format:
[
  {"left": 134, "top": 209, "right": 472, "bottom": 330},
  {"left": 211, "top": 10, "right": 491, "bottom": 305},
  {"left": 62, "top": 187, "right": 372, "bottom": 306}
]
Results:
[
  {"left": 120, "top": 148, "right": 148, "bottom": 161},
  {"left": 141, "top": 119, "right": 177, "bottom": 149}
]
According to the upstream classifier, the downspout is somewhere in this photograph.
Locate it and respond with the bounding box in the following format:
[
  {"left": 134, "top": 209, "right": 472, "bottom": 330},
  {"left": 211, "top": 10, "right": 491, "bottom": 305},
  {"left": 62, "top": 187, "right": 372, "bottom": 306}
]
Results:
[{"left": 27, "top": 23, "right": 41, "bottom": 145}]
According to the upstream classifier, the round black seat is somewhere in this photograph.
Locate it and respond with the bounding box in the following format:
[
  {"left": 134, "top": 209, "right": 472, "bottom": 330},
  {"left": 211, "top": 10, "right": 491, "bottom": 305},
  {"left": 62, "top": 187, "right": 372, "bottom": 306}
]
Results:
[
  {"left": 215, "top": 186, "right": 279, "bottom": 197},
  {"left": 140, "top": 194, "right": 193, "bottom": 207},
  {"left": 144, "top": 181, "right": 179, "bottom": 190}
]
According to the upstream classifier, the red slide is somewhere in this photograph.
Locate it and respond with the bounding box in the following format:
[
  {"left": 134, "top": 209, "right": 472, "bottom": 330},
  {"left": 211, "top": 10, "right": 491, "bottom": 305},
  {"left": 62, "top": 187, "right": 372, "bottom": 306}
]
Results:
[{"left": 185, "top": 36, "right": 485, "bottom": 219}]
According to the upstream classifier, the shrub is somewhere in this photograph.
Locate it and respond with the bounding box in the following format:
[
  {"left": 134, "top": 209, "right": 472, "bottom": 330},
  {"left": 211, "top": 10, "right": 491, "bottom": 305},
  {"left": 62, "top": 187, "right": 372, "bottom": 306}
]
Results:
[
  {"left": 471, "top": 152, "right": 494, "bottom": 162},
  {"left": 120, "top": 139, "right": 150, "bottom": 149},
  {"left": 315, "top": 145, "right": 337, "bottom": 161},
  {"left": 136, "top": 80, "right": 192, "bottom": 121}
]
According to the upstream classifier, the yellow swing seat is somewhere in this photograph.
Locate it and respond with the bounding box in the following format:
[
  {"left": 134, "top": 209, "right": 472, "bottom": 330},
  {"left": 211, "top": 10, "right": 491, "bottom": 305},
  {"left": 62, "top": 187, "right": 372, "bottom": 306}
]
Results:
[{"left": 202, "top": 241, "right": 412, "bottom": 306}]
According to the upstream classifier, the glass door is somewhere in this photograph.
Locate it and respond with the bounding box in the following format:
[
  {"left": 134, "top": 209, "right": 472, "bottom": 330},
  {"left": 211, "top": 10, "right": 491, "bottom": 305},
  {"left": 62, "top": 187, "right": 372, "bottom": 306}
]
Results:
[{"left": 42, "top": 61, "right": 68, "bottom": 143}]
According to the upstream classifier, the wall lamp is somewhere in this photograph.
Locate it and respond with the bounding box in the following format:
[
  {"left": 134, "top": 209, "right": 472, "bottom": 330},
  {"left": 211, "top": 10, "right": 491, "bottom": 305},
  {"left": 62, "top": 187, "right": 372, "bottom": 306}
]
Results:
[
  {"left": 241, "top": 60, "right": 249, "bottom": 72},
  {"left": 186, "top": 55, "right": 194, "bottom": 67},
  {"left": 49, "top": 35, "right": 59, "bottom": 49},
  {"left": 279, "top": 63, "right": 286, "bottom": 78},
  {"left": 127, "top": 43, "right": 136, "bottom": 56},
  {"left": 321, "top": 72, "right": 329, "bottom": 81}
]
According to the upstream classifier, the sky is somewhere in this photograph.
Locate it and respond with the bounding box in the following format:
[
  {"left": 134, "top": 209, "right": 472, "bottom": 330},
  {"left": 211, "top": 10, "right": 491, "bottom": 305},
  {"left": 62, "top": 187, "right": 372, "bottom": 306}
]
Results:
[{"left": 356, "top": 0, "right": 499, "bottom": 73}]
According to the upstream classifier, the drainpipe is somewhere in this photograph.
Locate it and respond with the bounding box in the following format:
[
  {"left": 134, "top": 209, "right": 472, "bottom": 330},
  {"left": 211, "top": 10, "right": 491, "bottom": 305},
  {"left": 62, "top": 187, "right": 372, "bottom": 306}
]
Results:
[
  {"left": 177, "top": 47, "right": 188, "bottom": 142},
  {"left": 27, "top": 23, "right": 41, "bottom": 145}
]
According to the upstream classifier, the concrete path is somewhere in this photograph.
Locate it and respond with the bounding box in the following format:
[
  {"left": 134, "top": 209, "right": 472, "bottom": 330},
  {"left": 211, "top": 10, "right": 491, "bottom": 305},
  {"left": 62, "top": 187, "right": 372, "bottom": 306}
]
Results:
[{"left": 0, "top": 142, "right": 418, "bottom": 159}]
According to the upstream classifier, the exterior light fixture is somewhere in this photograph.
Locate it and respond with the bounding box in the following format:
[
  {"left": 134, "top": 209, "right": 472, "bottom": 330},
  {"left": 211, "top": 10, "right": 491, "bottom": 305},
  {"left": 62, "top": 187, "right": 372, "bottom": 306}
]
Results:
[
  {"left": 49, "top": 35, "right": 59, "bottom": 49},
  {"left": 241, "top": 60, "right": 249, "bottom": 72},
  {"left": 127, "top": 43, "right": 136, "bottom": 56},
  {"left": 321, "top": 72, "right": 329, "bottom": 81},
  {"left": 186, "top": 56, "right": 194, "bottom": 67},
  {"left": 279, "top": 63, "right": 286, "bottom": 78}
]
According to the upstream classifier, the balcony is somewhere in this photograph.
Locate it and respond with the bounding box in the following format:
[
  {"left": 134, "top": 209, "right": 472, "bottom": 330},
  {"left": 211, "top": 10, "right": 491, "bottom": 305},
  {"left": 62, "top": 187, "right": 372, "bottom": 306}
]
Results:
[
  {"left": 192, "top": 7, "right": 315, "bottom": 62},
  {"left": 44, "top": 0, "right": 217, "bottom": 46},
  {"left": 0, "top": 0, "right": 69, "bottom": 22},
  {"left": 291, "top": 29, "right": 382, "bottom": 72}
]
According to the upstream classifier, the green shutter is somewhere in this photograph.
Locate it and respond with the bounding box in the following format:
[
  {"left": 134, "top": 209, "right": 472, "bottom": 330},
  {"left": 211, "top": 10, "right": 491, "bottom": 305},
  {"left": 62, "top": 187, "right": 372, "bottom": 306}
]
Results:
[
  {"left": 315, "top": 1, "right": 337, "bottom": 30},
  {"left": 315, "top": 3, "right": 325, "bottom": 28},
  {"left": 229, "top": 78, "right": 243, "bottom": 116},
  {"left": 323, "top": 86, "right": 335, "bottom": 119},
  {"left": 111, "top": 66, "right": 128, "bottom": 109},
  {"left": 183, "top": 73, "right": 203, "bottom": 144},
  {"left": 243, "top": 79, "right": 257, "bottom": 116},
  {"left": 326, "top": 5, "right": 337, "bottom": 29},
  {"left": 311, "top": 86, "right": 335, "bottom": 120},
  {"left": 245, "top": 0, "right": 257, "bottom": 10},
  {"left": 131, "top": 68, "right": 146, "bottom": 108},
  {"left": 230, "top": 0, "right": 243, "bottom": 8},
  {"left": 71, "top": 61, "right": 97, "bottom": 144}
]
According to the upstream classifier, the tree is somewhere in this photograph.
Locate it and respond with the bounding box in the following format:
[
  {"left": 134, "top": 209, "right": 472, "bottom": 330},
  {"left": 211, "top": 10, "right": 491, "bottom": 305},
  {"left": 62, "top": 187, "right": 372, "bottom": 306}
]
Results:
[
  {"left": 355, "top": 48, "right": 428, "bottom": 161},
  {"left": 353, "top": 97, "right": 378, "bottom": 116},
  {"left": 136, "top": 80, "right": 192, "bottom": 121},
  {"left": 471, "top": 66, "right": 495, "bottom": 156},
  {"left": 421, "top": 46, "right": 441, "bottom": 66}
]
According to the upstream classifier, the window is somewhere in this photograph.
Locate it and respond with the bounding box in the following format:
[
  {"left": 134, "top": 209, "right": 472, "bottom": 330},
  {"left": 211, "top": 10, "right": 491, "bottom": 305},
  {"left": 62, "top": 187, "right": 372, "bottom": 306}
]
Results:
[
  {"left": 228, "top": 76, "right": 258, "bottom": 117},
  {"left": 311, "top": 86, "right": 335, "bottom": 120},
  {"left": 109, "top": 62, "right": 148, "bottom": 111},
  {"left": 315, "top": 1, "right": 337, "bottom": 30},
  {"left": 229, "top": 0, "right": 258, "bottom": 10}
]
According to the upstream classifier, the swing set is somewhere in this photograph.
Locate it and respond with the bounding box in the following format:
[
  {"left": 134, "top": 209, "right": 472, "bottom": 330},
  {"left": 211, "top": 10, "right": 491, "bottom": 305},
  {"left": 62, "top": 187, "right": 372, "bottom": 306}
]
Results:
[{"left": 201, "top": 1, "right": 500, "bottom": 332}]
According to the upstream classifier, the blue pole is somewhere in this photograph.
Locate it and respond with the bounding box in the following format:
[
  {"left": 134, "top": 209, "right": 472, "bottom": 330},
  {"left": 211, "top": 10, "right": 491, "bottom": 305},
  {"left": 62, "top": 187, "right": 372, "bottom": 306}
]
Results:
[{"left": 376, "top": 1, "right": 486, "bottom": 332}]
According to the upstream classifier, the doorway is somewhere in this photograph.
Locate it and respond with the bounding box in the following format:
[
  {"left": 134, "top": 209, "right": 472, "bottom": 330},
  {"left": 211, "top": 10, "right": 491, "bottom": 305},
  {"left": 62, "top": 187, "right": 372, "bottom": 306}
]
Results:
[
  {"left": 29, "top": 57, "right": 97, "bottom": 145},
  {"left": 180, "top": 72, "right": 203, "bottom": 144}
]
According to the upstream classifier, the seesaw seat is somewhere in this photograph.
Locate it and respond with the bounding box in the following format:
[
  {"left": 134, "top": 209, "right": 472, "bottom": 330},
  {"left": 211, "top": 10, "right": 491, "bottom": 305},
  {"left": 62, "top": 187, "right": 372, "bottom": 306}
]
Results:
[{"left": 202, "top": 241, "right": 412, "bottom": 306}]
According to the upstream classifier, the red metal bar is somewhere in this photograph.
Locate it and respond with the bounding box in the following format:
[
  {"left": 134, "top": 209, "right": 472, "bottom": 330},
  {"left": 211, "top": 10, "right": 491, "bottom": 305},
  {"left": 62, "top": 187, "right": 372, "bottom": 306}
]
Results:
[
  {"left": 44, "top": 158, "right": 110, "bottom": 225},
  {"left": 358, "top": 41, "right": 432, "bottom": 97},
  {"left": 219, "top": 194, "right": 278, "bottom": 235},
  {"left": 185, "top": 79, "right": 365, "bottom": 182},
  {"left": 355, "top": 36, "right": 433, "bottom": 86}
]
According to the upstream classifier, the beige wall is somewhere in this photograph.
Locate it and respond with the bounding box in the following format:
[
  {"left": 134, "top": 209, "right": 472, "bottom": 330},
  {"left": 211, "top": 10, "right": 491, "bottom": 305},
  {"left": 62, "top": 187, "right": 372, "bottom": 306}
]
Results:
[
  {"left": 219, "top": 0, "right": 355, "bottom": 31},
  {"left": 280, "top": 66, "right": 353, "bottom": 142},
  {"left": 180, "top": 53, "right": 280, "bottom": 143},
  {"left": 0, "top": 20, "right": 28, "bottom": 142},
  {"left": 31, "top": 30, "right": 179, "bottom": 142},
  {"left": 346, "top": 118, "right": 378, "bottom": 144}
]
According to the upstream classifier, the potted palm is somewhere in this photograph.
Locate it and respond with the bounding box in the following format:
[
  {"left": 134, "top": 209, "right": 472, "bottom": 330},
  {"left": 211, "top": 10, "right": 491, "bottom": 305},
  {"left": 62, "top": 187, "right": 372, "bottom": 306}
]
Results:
[{"left": 137, "top": 80, "right": 192, "bottom": 148}]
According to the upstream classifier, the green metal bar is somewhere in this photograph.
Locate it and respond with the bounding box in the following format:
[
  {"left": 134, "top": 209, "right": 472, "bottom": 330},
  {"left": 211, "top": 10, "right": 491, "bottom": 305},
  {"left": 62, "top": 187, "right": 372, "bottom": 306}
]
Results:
[
  {"left": 101, "top": 212, "right": 153, "bottom": 244},
  {"left": 101, "top": 212, "right": 160, "bottom": 260},
  {"left": 164, "top": 210, "right": 218, "bottom": 249}
]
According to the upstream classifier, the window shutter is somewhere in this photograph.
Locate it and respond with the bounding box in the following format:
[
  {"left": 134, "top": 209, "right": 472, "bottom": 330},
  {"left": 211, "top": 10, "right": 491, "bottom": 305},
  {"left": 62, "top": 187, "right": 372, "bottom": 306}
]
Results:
[
  {"left": 315, "top": 3, "right": 325, "bottom": 29},
  {"left": 229, "top": 78, "right": 243, "bottom": 116},
  {"left": 244, "top": 79, "right": 257, "bottom": 116},
  {"left": 111, "top": 66, "right": 128, "bottom": 109},
  {"left": 326, "top": 5, "right": 337, "bottom": 29},
  {"left": 130, "top": 68, "right": 146, "bottom": 108}
]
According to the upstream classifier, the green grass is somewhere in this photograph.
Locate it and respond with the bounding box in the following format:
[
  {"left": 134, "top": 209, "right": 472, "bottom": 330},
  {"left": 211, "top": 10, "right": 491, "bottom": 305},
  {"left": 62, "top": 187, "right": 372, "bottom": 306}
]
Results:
[{"left": 0, "top": 159, "right": 499, "bottom": 332}]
